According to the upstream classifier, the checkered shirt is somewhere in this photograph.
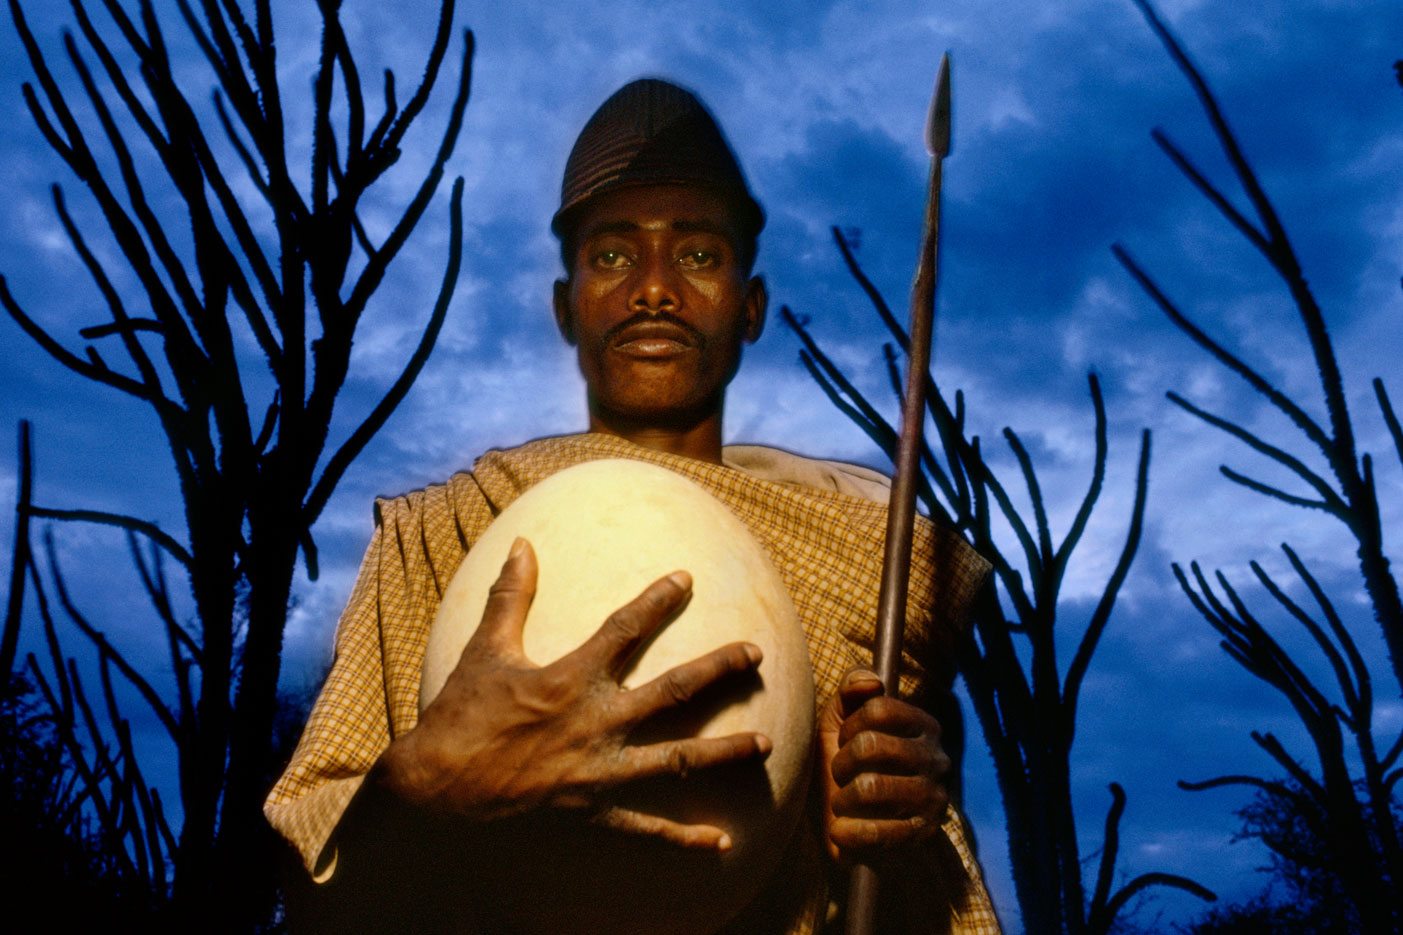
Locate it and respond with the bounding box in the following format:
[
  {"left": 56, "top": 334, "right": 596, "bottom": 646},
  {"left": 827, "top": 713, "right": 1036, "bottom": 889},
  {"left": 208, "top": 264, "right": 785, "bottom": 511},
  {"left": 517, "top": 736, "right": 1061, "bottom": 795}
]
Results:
[{"left": 265, "top": 433, "right": 1001, "bottom": 934}]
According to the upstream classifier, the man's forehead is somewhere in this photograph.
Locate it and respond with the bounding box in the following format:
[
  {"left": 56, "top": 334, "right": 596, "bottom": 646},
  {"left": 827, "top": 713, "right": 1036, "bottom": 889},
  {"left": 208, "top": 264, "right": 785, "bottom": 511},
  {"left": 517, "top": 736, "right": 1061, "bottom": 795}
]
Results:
[{"left": 573, "top": 185, "right": 743, "bottom": 240}]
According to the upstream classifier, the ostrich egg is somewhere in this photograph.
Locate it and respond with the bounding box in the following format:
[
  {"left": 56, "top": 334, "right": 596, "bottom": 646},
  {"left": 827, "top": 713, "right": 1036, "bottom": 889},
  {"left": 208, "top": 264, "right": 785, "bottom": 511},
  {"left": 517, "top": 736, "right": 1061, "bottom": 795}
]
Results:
[{"left": 419, "top": 458, "right": 815, "bottom": 935}]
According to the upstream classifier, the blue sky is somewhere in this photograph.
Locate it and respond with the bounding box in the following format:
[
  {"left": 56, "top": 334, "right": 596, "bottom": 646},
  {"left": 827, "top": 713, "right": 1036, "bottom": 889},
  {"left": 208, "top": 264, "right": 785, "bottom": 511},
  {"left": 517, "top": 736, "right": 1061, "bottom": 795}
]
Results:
[{"left": 1, "top": 0, "right": 1400, "bottom": 928}]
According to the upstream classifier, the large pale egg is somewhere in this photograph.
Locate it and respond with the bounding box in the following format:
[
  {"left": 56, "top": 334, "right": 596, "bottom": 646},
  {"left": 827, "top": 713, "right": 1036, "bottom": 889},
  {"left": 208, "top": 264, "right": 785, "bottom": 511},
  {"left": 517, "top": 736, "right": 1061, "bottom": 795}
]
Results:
[{"left": 420, "top": 458, "right": 815, "bottom": 935}]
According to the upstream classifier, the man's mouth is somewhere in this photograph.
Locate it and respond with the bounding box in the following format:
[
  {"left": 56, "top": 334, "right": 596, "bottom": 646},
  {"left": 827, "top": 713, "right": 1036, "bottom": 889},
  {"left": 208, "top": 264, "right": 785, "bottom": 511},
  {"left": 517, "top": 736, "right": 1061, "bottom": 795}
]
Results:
[{"left": 609, "top": 319, "right": 700, "bottom": 358}]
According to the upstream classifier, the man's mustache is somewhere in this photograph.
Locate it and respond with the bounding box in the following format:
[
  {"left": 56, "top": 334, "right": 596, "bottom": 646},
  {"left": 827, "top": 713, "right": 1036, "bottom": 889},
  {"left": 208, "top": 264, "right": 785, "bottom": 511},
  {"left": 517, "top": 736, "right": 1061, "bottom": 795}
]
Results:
[{"left": 600, "top": 312, "right": 708, "bottom": 350}]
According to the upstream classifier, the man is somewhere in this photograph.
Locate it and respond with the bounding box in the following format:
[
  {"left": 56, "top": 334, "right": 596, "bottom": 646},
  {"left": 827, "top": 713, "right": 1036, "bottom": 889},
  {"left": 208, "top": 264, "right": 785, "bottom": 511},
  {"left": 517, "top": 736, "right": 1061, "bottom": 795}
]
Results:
[{"left": 266, "top": 78, "right": 999, "bottom": 934}]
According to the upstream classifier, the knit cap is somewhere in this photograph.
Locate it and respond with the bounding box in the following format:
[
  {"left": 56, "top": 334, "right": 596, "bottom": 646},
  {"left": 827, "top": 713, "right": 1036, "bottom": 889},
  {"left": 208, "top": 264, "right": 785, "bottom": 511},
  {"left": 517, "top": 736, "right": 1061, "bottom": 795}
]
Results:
[{"left": 552, "top": 78, "right": 765, "bottom": 239}]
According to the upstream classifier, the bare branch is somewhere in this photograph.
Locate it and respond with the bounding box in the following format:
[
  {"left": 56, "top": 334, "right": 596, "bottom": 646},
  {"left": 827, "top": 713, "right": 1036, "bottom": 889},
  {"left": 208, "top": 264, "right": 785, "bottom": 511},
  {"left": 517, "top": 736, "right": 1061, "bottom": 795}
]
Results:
[
  {"left": 1251, "top": 554, "right": 1359, "bottom": 714},
  {"left": 781, "top": 306, "right": 898, "bottom": 455},
  {"left": 377, "top": 0, "right": 457, "bottom": 157},
  {"left": 50, "top": 185, "right": 169, "bottom": 403},
  {"left": 325, "top": 7, "right": 366, "bottom": 167},
  {"left": 29, "top": 556, "right": 71, "bottom": 716},
  {"left": 1376, "top": 378, "right": 1403, "bottom": 475},
  {"left": 1050, "top": 374, "right": 1109, "bottom": 589},
  {"left": 964, "top": 446, "right": 1039, "bottom": 625},
  {"left": 1, "top": 420, "right": 34, "bottom": 677},
  {"left": 1089, "top": 782, "right": 1127, "bottom": 924},
  {"left": 341, "top": 28, "right": 474, "bottom": 322},
  {"left": 303, "top": 177, "right": 464, "bottom": 525},
  {"left": 59, "top": 31, "right": 209, "bottom": 364},
  {"left": 20, "top": 82, "right": 74, "bottom": 164},
  {"left": 971, "top": 437, "right": 1041, "bottom": 597},
  {"left": 798, "top": 350, "right": 894, "bottom": 460},
  {"left": 1131, "top": 0, "right": 1359, "bottom": 494},
  {"left": 126, "top": 532, "right": 202, "bottom": 665},
  {"left": 1166, "top": 391, "right": 1344, "bottom": 512},
  {"left": 1128, "top": 0, "right": 1294, "bottom": 269},
  {"left": 1150, "top": 128, "right": 1269, "bottom": 256},
  {"left": 79, "top": 319, "right": 164, "bottom": 339},
  {"left": 1, "top": 276, "right": 150, "bottom": 400},
  {"left": 43, "top": 534, "right": 180, "bottom": 742},
  {"left": 24, "top": 505, "right": 192, "bottom": 568},
  {"left": 1252, "top": 731, "right": 1325, "bottom": 803},
  {"left": 1219, "top": 465, "right": 1341, "bottom": 516},
  {"left": 1178, "top": 774, "right": 1292, "bottom": 796},
  {"left": 1003, "top": 428, "right": 1053, "bottom": 572},
  {"left": 1212, "top": 569, "right": 1338, "bottom": 730},
  {"left": 832, "top": 226, "right": 907, "bottom": 351},
  {"left": 252, "top": 394, "right": 279, "bottom": 456},
  {"left": 1103, "top": 873, "right": 1216, "bottom": 927},
  {"left": 1064, "top": 430, "right": 1150, "bottom": 730},
  {"left": 212, "top": 90, "right": 271, "bottom": 198},
  {"left": 1114, "top": 245, "right": 1330, "bottom": 452}
]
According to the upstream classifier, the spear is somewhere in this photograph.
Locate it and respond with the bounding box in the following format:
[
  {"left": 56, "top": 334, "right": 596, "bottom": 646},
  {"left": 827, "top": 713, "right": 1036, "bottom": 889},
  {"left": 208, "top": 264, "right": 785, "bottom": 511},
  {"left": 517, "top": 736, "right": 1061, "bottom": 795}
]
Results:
[{"left": 845, "top": 52, "right": 951, "bottom": 935}]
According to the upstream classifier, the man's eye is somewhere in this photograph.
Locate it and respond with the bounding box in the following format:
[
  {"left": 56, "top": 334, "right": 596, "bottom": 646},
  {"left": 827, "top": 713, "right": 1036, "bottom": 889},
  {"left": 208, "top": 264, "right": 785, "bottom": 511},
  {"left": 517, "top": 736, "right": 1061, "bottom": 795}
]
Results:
[
  {"left": 678, "top": 250, "right": 717, "bottom": 269},
  {"left": 593, "top": 250, "right": 630, "bottom": 269}
]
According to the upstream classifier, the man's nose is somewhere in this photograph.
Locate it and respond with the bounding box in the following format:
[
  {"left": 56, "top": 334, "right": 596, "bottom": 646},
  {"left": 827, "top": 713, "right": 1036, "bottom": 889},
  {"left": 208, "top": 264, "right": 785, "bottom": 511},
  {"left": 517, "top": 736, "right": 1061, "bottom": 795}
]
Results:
[{"left": 630, "top": 252, "right": 679, "bottom": 313}]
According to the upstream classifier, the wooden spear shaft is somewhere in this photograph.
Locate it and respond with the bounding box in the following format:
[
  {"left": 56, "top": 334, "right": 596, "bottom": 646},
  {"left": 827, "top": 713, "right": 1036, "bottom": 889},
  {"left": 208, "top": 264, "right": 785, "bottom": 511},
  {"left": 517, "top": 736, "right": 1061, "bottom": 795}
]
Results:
[{"left": 845, "top": 52, "right": 951, "bottom": 935}]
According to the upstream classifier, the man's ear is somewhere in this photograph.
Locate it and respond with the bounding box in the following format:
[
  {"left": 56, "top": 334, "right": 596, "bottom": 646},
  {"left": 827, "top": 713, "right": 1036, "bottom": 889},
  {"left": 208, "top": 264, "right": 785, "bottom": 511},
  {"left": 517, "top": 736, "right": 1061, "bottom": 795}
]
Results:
[
  {"left": 743, "top": 275, "right": 767, "bottom": 344},
  {"left": 553, "top": 279, "right": 577, "bottom": 345}
]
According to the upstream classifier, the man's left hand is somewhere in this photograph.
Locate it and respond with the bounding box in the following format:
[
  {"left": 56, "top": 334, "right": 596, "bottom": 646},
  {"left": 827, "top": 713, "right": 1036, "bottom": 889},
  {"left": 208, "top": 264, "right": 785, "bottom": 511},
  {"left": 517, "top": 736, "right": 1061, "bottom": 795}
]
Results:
[{"left": 818, "top": 667, "right": 951, "bottom": 862}]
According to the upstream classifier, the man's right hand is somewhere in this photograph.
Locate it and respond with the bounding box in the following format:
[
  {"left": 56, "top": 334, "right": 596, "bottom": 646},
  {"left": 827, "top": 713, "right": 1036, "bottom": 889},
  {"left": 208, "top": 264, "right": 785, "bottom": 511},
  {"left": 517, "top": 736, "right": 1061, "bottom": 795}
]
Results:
[{"left": 370, "top": 536, "right": 772, "bottom": 852}]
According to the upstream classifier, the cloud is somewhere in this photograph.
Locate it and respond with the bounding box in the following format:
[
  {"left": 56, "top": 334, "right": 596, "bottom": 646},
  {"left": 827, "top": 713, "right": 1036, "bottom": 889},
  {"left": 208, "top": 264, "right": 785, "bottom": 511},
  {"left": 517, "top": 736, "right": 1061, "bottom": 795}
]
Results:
[{"left": 2, "top": 2, "right": 1399, "bottom": 926}]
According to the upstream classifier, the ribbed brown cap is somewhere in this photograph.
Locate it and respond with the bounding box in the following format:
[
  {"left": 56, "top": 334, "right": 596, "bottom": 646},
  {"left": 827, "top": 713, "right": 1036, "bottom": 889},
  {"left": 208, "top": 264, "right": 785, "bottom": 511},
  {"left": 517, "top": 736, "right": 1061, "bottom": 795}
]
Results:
[{"left": 552, "top": 78, "right": 765, "bottom": 239}]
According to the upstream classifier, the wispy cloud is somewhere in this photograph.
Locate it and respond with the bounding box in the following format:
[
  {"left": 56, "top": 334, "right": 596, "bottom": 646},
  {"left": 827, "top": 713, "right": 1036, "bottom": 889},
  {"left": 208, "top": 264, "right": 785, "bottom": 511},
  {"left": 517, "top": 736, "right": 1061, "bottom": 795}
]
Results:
[{"left": 1, "top": 0, "right": 1398, "bottom": 926}]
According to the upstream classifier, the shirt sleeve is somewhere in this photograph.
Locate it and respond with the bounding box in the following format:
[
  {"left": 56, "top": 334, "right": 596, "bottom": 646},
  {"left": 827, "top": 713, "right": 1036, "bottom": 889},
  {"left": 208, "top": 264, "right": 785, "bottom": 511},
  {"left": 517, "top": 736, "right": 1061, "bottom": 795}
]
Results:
[{"left": 263, "top": 481, "right": 479, "bottom": 877}]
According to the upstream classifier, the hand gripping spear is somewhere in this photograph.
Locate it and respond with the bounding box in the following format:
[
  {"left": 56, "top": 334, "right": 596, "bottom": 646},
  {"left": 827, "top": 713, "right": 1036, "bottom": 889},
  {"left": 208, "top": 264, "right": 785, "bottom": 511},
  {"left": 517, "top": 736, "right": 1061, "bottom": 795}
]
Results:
[{"left": 845, "top": 53, "right": 951, "bottom": 935}]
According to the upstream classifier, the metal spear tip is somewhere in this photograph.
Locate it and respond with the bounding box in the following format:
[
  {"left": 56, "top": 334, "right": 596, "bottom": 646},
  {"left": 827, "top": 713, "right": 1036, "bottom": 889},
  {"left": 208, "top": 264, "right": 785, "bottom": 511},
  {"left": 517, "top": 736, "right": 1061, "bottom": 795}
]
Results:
[{"left": 924, "top": 53, "right": 951, "bottom": 158}]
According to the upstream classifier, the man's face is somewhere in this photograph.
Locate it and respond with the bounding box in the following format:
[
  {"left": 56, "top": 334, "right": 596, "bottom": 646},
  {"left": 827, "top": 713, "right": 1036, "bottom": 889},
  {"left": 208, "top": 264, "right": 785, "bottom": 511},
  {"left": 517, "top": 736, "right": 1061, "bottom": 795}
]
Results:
[{"left": 554, "top": 184, "right": 766, "bottom": 430}]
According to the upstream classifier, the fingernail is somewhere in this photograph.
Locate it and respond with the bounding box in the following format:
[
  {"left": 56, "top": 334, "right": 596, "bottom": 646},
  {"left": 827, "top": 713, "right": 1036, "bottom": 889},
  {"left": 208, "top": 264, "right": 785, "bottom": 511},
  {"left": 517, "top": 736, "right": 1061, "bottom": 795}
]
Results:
[
  {"left": 743, "top": 642, "right": 762, "bottom": 665},
  {"left": 755, "top": 734, "right": 772, "bottom": 756},
  {"left": 667, "top": 570, "right": 692, "bottom": 589},
  {"left": 716, "top": 833, "right": 732, "bottom": 852},
  {"left": 509, "top": 537, "right": 527, "bottom": 559}
]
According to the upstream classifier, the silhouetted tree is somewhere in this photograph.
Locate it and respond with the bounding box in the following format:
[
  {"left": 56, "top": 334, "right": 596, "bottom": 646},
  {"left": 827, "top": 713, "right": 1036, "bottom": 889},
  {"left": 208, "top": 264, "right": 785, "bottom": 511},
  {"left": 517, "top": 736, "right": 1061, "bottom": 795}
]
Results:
[
  {"left": 2, "top": 421, "right": 174, "bottom": 925},
  {"left": 1114, "top": 2, "right": 1403, "bottom": 931},
  {"left": 1, "top": 0, "right": 474, "bottom": 928},
  {"left": 784, "top": 235, "right": 1211, "bottom": 932},
  {"left": 1176, "top": 781, "right": 1402, "bottom": 933}
]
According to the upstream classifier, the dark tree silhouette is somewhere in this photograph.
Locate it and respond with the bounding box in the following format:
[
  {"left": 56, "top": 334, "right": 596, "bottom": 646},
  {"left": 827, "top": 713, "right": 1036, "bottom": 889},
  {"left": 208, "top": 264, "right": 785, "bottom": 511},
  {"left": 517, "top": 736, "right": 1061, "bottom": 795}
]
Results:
[
  {"left": 1114, "top": 2, "right": 1403, "bottom": 931},
  {"left": 2, "top": 421, "right": 175, "bottom": 926},
  {"left": 784, "top": 227, "right": 1211, "bottom": 933},
  {"left": 1, "top": 0, "right": 474, "bottom": 927}
]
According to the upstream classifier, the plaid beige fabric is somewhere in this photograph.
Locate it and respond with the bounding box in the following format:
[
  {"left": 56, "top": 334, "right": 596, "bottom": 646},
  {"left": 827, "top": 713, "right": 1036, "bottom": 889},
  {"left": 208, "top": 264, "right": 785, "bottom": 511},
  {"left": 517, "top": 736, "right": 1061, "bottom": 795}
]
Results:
[{"left": 265, "top": 432, "right": 1000, "bottom": 934}]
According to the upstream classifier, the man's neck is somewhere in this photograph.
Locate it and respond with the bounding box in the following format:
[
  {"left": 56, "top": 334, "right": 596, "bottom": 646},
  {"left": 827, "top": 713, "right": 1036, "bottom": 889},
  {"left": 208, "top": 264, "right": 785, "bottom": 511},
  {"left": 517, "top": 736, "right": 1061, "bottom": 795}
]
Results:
[{"left": 587, "top": 411, "right": 725, "bottom": 465}]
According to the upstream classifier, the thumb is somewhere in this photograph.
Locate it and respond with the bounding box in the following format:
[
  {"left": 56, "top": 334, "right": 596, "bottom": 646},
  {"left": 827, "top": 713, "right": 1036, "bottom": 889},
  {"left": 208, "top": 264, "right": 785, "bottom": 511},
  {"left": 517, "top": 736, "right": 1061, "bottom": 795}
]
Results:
[
  {"left": 819, "top": 667, "right": 883, "bottom": 735},
  {"left": 469, "top": 537, "right": 538, "bottom": 658},
  {"left": 836, "top": 666, "right": 884, "bottom": 717}
]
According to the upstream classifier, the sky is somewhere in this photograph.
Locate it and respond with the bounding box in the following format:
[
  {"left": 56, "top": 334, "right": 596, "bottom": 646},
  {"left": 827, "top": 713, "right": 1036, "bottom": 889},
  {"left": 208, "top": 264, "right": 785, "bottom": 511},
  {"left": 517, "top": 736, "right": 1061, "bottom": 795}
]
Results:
[{"left": 1, "top": 0, "right": 1400, "bottom": 930}]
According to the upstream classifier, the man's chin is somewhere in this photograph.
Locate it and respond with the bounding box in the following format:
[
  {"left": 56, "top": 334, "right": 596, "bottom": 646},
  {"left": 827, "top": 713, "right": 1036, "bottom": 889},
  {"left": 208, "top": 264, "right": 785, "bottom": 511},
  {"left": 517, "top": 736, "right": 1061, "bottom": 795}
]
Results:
[{"left": 589, "top": 395, "right": 723, "bottom": 434}]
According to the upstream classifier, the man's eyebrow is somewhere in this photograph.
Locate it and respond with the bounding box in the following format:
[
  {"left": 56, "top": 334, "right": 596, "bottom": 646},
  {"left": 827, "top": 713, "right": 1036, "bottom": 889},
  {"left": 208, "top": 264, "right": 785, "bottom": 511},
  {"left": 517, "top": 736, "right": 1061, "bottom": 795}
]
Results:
[
  {"left": 580, "top": 219, "right": 733, "bottom": 238},
  {"left": 581, "top": 220, "right": 640, "bottom": 238},
  {"left": 670, "top": 219, "right": 732, "bottom": 236}
]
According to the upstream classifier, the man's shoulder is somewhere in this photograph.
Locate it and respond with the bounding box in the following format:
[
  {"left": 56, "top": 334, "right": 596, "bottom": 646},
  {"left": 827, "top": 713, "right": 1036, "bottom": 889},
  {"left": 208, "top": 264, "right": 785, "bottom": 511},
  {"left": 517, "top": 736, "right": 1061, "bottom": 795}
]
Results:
[
  {"left": 366, "top": 434, "right": 590, "bottom": 521},
  {"left": 721, "top": 444, "right": 892, "bottom": 504},
  {"left": 366, "top": 435, "right": 894, "bottom": 521}
]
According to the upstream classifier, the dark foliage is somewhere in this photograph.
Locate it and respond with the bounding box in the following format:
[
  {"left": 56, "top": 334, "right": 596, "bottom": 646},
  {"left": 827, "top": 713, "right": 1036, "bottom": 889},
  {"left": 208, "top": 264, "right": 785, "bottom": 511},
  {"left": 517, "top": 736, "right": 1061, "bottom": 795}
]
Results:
[{"left": 0, "top": 674, "right": 112, "bottom": 921}]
